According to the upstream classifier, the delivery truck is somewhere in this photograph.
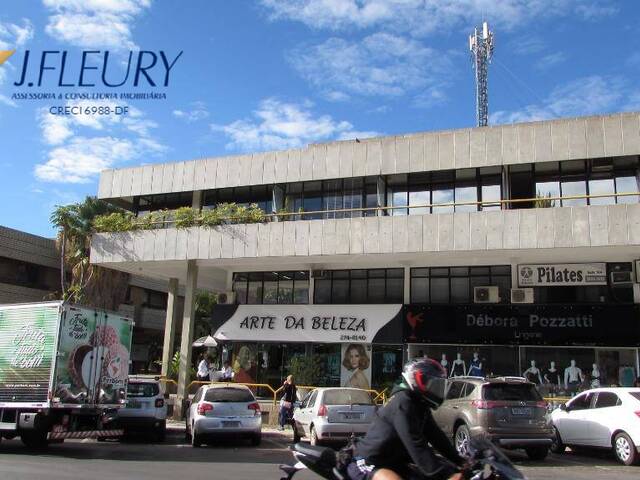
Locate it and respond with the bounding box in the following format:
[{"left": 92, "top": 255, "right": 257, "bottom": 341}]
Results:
[{"left": 0, "top": 301, "right": 133, "bottom": 447}]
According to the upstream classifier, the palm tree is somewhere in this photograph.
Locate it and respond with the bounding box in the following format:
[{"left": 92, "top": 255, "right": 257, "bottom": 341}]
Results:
[{"left": 50, "top": 196, "right": 130, "bottom": 310}]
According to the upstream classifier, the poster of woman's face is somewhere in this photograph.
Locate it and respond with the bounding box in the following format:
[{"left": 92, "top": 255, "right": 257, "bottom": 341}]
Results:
[
  {"left": 232, "top": 344, "right": 257, "bottom": 384},
  {"left": 340, "top": 343, "right": 372, "bottom": 391}
]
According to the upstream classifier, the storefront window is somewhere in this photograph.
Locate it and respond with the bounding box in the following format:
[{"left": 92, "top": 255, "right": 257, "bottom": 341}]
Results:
[
  {"left": 408, "top": 344, "right": 519, "bottom": 378},
  {"left": 313, "top": 344, "right": 341, "bottom": 386},
  {"left": 410, "top": 266, "right": 511, "bottom": 304},
  {"left": 371, "top": 345, "right": 403, "bottom": 392},
  {"left": 233, "top": 271, "right": 309, "bottom": 304},
  {"left": 314, "top": 268, "right": 404, "bottom": 304}
]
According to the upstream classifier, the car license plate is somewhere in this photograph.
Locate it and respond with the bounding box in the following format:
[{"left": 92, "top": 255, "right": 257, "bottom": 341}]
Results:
[
  {"left": 342, "top": 412, "right": 363, "bottom": 420},
  {"left": 127, "top": 401, "right": 141, "bottom": 408},
  {"left": 222, "top": 421, "right": 240, "bottom": 428},
  {"left": 511, "top": 407, "right": 532, "bottom": 416}
]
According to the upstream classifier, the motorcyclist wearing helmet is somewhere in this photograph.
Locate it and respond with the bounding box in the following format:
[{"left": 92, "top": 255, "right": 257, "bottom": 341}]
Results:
[{"left": 345, "top": 358, "right": 464, "bottom": 480}]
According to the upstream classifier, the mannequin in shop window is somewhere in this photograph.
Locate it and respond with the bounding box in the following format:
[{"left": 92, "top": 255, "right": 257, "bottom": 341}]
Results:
[
  {"left": 544, "top": 361, "right": 561, "bottom": 393},
  {"left": 467, "top": 352, "right": 483, "bottom": 377},
  {"left": 590, "top": 364, "right": 601, "bottom": 388},
  {"left": 564, "top": 359, "right": 584, "bottom": 394},
  {"left": 440, "top": 354, "right": 449, "bottom": 376},
  {"left": 450, "top": 353, "right": 466, "bottom": 378},
  {"left": 523, "top": 360, "right": 543, "bottom": 384}
]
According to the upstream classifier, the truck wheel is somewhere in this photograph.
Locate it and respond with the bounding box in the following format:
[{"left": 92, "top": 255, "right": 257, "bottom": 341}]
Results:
[
  {"left": 525, "top": 446, "right": 549, "bottom": 461},
  {"left": 614, "top": 432, "right": 638, "bottom": 466},
  {"left": 21, "top": 430, "right": 48, "bottom": 449}
]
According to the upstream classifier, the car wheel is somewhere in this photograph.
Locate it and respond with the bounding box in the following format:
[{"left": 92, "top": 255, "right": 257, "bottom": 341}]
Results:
[
  {"left": 185, "top": 421, "right": 191, "bottom": 442},
  {"left": 251, "top": 433, "right": 262, "bottom": 446},
  {"left": 525, "top": 446, "right": 549, "bottom": 461},
  {"left": 191, "top": 428, "right": 202, "bottom": 448},
  {"left": 550, "top": 427, "right": 566, "bottom": 454},
  {"left": 21, "top": 430, "right": 48, "bottom": 449},
  {"left": 310, "top": 426, "right": 322, "bottom": 447},
  {"left": 454, "top": 424, "right": 471, "bottom": 458},
  {"left": 614, "top": 432, "right": 638, "bottom": 466},
  {"left": 155, "top": 426, "right": 166, "bottom": 443}
]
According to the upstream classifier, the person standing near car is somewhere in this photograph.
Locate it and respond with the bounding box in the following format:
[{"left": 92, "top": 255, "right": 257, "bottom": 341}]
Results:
[
  {"left": 279, "top": 375, "right": 297, "bottom": 431},
  {"left": 197, "top": 353, "right": 210, "bottom": 382}
]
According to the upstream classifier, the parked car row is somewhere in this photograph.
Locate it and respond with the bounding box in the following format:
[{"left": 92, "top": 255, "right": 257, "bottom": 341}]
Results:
[{"left": 106, "top": 375, "right": 640, "bottom": 467}]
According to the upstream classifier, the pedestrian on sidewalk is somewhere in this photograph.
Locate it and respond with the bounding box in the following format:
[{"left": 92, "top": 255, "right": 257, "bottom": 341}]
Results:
[
  {"left": 278, "top": 375, "right": 297, "bottom": 431},
  {"left": 197, "top": 353, "right": 210, "bottom": 382}
]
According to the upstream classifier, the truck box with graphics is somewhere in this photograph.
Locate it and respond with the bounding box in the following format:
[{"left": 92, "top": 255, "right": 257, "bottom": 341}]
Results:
[{"left": 0, "top": 301, "right": 133, "bottom": 446}]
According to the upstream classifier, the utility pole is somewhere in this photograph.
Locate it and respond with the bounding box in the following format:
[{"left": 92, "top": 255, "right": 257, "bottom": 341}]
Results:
[{"left": 469, "top": 22, "right": 494, "bottom": 127}]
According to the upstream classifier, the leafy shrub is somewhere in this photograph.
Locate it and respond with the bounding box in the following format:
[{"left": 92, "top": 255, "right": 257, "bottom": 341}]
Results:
[
  {"left": 93, "top": 212, "right": 137, "bottom": 232},
  {"left": 174, "top": 207, "right": 198, "bottom": 228}
]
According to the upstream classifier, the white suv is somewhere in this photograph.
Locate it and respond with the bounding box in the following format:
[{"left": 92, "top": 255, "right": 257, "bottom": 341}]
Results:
[{"left": 116, "top": 377, "right": 168, "bottom": 441}]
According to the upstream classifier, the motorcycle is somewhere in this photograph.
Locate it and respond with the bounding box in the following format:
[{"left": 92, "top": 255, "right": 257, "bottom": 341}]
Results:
[{"left": 280, "top": 437, "right": 526, "bottom": 480}]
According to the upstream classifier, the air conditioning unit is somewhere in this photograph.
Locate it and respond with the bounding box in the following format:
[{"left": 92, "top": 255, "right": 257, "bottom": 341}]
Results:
[
  {"left": 511, "top": 288, "right": 534, "bottom": 304},
  {"left": 473, "top": 286, "right": 500, "bottom": 304},
  {"left": 311, "top": 270, "right": 326, "bottom": 279},
  {"left": 217, "top": 291, "right": 236, "bottom": 305},
  {"left": 610, "top": 271, "right": 633, "bottom": 286}
]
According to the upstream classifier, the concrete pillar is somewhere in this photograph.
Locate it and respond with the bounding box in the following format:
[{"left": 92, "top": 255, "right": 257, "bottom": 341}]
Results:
[
  {"left": 403, "top": 267, "right": 411, "bottom": 304},
  {"left": 175, "top": 260, "right": 198, "bottom": 419},
  {"left": 192, "top": 190, "right": 203, "bottom": 210},
  {"left": 308, "top": 273, "right": 315, "bottom": 304},
  {"left": 160, "top": 278, "right": 179, "bottom": 378}
]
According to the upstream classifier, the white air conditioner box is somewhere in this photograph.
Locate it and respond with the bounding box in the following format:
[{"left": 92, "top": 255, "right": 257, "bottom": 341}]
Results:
[
  {"left": 473, "top": 286, "right": 500, "bottom": 303},
  {"left": 610, "top": 271, "right": 633, "bottom": 286},
  {"left": 510, "top": 288, "right": 534, "bottom": 304},
  {"left": 217, "top": 291, "right": 236, "bottom": 305}
]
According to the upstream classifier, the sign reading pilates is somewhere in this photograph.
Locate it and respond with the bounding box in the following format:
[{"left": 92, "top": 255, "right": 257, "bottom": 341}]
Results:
[
  {"left": 518, "top": 263, "right": 607, "bottom": 287},
  {"left": 213, "top": 305, "right": 402, "bottom": 344}
]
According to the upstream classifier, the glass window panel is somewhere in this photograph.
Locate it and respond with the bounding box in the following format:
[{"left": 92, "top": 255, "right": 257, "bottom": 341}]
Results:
[
  {"left": 469, "top": 276, "right": 490, "bottom": 293},
  {"left": 536, "top": 161, "right": 559, "bottom": 174},
  {"left": 369, "top": 269, "right": 386, "bottom": 278},
  {"left": 386, "top": 278, "right": 404, "bottom": 303},
  {"left": 293, "top": 280, "right": 309, "bottom": 304},
  {"left": 368, "top": 278, "right": 386, "bottom": 302},
  {"left": 332, "top": 270, "right": 349, "bottom": 279},
  {"left": 561, "top": 159, "right": 585, "bottom": 174},
  {"left": 364, "top": 182, "right": 378, "bottom": 217},
  {"left": 303, "top": 182, "right": 323, "bottom": 220},
  {"left": 481, "top": 184, "right": 501, "bottom": 210},
  {"left": 409, "top": 189, "right": 430, "bottom": 215},
  {"left": 387, "top": 269, "right": 404, "bottom": 278},
  {"left": 450, "top": 277, "right": 469, "bottom": 303},
  {"left": 450, "top": 267, "right": 468, "bottom": 276},
  {"left": 294, "top": 271, "right": 309, "bottom": 280},
  {"left": 351, "top": 269, "right": 367, "bottom": 279},
  {"left": 561, "top": 180, "right": 587, "bottom": 206},
  {"left": 278, "top": 280, "right": 293, "bottom": 304},
  {"left": 456, "top": 168, "right": 476, "bottom": 181},
  {"left": 391, "top": 189, "right": 408, "bottom": 216},
  {"left": 432, "top": 188, "right": 454, "bottom": 214},
  {"left": 616, "top": 175, "right": 639, "bottom": 204},
  {"left": 430, "top": 278, "right": 449, "bottom": 303},
  {"left": 412, "top": 268, "right": 430, "bottom": 277},
  {"left": 233, "top": 280, "right": 248, "bottom": 304},
  {"left": 588, "top": 178, "right": 615, "bottom": 205},
  {"left": 470, "top": 266, "right": 490, "bottom": 275},
  {"left": 263, "top": 280, "right": 278, "bottom": 304},
  {"left": 351, "top": 279, "right": 367, "bottom": 304},
  {"left": 247, "top": 281, "right": 262, "bottom": 304},
  {"left": 411, "top": 277, "right": 429, "bottom": 303},
  {"left": 430, "top": 268, "right": 449, "bottom": 277},
  {"left": 535, "top": 181, "right": 560, "bottom": 207},
  {"left": 331, "top": 279, "right": 349, "bottom": 304},
  {"left": 314, "top": 279, "right": 332, "bottom": 304},
  {"left": 455, "top": 186, "right": 477, "bottom": 212},
  {"left": 490, "top": 266, "right": 511, "bottom": 275}
]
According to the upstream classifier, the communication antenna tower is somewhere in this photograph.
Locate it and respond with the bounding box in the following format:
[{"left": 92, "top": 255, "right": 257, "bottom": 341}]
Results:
[{"left": 469, "top": 21, "right": 494, "bottom": 127}]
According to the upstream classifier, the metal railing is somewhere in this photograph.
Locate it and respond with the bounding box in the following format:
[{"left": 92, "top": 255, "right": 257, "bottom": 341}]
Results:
[{"left": 131, "top": 190, "right": 639, "bottom": 229}]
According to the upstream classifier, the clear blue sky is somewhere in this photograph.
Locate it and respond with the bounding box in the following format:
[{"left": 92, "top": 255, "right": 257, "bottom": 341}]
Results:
[{"left": 0, "top": 0, "right": 638, "bottom": 237}]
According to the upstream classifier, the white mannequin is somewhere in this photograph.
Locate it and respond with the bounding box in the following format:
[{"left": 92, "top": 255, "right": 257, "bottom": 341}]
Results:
[
  {"left": 590, "top": 363, "right": 601, "bottom": 388},
  {"left": 523, "top": 360, "right": 543, "bottom": 384},
  {"left": 467, "top": 351, "right": 483, "bottom": 376},
  {"left": 544, "top": 361, "right": 561, "bottom": 387},
  {"left": 440, "top": 354, "right": 448, "bottom": 375},
  {"left": 564, "top": 359, "right": 584, "bottom": 390},
  {"left": 450, "top": 353, "right": 466, "bottom": 378}
]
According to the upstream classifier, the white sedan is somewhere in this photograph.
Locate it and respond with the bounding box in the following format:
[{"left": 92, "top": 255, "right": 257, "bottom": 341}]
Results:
[
  {"left": 292, "top": 387, "right": 377, "bottom": 446},
  {"left": 550, "top": 387, "right": 640, "bottom": 465}
]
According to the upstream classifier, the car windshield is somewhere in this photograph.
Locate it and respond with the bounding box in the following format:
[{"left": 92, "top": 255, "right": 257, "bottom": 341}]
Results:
[
  {"left": 629, "top": 392, "right": 640, "bottom": 402},
  {"left": 127, "top": 382, "right": 159, "bottom": 398},
  {"left": 483, "top": 383, "right": 542, "bottom": 401},
  {"left": 323, "top": 389, "right": 373, "bottom": 406},
  {"left": 204, "top": 388, "right": 254, "bottom": 403}
]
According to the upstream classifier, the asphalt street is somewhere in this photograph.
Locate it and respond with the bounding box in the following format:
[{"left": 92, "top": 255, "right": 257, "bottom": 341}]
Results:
[{"left": 0, "top": 430, "right": 638, "bottom": 480}]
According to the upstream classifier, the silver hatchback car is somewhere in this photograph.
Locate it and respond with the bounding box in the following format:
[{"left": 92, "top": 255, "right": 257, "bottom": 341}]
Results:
[
  {"left": 292, "top": 387, "right": 377, "bottom": 446},
  {"left": 185, "top": 384, "right": 262, "bottom": 447}
]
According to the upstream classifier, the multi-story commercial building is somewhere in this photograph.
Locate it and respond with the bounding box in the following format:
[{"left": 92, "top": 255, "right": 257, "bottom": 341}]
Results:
[
  {"left": 0, "top": 225, "right": 179, "bottom": 373},
  {"left": 91, "top": 112, "right": 640, "bottom": 410}
]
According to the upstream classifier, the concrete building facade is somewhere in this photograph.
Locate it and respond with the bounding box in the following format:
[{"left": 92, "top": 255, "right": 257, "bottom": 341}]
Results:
[{"left": 90, "top": 112, "right": 640, "bottom": 413}]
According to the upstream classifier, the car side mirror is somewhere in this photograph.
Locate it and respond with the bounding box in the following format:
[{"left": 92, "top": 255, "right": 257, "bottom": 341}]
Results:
[
  {"left": 294, "top": 401, "right": 301, "bottom": 409},
  {"left": 560, "top": 403, "right": 568, "bottom": 411},
  {"left": 185, "top": 399, "right": 191, "bottom": 408}
]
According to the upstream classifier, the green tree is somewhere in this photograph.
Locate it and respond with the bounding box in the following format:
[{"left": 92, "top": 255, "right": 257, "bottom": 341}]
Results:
[{"left": 50, "top": 196, "right": 130, "bottom": 309}]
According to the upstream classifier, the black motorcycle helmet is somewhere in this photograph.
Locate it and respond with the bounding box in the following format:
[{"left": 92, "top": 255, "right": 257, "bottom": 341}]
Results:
[{"left": 402, "top": 357, "right": 448, "bottom": 408}]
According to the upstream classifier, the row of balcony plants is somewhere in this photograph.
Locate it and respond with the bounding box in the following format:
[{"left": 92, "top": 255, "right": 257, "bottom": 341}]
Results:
[{"left": 93, "top": 203, "right": 268, "bottom": 233}]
